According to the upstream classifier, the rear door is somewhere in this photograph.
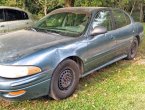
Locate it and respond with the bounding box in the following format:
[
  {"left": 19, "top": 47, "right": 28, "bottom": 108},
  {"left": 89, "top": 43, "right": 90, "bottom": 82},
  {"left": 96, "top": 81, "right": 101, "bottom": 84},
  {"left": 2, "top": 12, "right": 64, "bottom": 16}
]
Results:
[
  {"left": 0, "top": 9, "right": 8, "bottom": 33},
  {"left": 111, "top": 9, "right": 134, "bottom": 57},
  {"left": 4, "top": 9, "right": 33, "bottom": 32}
]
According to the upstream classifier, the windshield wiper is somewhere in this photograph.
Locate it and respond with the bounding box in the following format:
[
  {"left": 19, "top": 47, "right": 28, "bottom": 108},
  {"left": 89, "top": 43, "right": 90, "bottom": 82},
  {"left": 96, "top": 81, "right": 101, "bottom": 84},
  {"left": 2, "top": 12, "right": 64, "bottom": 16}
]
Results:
[
  {"left": 30, "top": 27, "right": 48, "bottom": 33},
  {"left": 55, "top": 28, "right": 79, "bottom": 33},
  {"left": 44, "top": 28, "right": 62, "bottom": 35},
  {"left": 30, "top": 27, "right": 62, "bottom": 35}
]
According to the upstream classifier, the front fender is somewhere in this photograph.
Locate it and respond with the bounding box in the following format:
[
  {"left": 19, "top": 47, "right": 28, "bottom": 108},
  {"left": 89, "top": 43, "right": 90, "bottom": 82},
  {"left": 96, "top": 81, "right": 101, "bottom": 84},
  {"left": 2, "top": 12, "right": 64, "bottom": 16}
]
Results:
[{"left": 11, "top": 38, "right": 87, "bottom": 77}]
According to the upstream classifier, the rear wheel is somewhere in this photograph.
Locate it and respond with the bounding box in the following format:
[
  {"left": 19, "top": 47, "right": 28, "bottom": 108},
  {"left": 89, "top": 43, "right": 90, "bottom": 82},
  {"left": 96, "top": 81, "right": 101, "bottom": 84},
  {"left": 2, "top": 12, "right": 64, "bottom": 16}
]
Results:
[
  {"left": 50, "top": 59, "right": 80, "bottom": 100},
  {"left": 126, "top": 37, "right": 138, "bottom": 60}
]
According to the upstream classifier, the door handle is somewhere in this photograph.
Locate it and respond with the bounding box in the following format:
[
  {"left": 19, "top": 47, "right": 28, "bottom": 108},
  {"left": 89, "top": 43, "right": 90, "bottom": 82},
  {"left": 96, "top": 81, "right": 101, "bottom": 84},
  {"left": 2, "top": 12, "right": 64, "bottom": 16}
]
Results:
[{"left": 0, "top": 25, "right": 5, "bottom": 27}]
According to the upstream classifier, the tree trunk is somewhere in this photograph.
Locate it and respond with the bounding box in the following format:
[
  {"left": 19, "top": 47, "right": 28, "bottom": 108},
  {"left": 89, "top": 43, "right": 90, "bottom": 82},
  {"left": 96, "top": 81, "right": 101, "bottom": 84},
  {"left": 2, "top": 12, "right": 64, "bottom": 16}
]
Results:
[
  {"left": 130, "top": 0, "right": 136, "bottom": 15},
  {"left": 44, "top": 0, "right": 47, "bottom": 15},
  {"left": 23, "top": 0, "right": 27, "bottom": 10},
  {"left": 140, "top": 3, "right": 143, "bottom": 22},
  {"left": 65, "top": 0, "right": 75, "bottom": 7}
]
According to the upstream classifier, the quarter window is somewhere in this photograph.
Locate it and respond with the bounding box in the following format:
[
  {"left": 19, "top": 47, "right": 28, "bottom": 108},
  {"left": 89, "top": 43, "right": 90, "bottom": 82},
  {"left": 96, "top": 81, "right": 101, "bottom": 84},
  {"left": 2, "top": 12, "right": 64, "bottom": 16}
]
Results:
[{"left": 93, "top": 10, "right": 112, "bottom": 31}]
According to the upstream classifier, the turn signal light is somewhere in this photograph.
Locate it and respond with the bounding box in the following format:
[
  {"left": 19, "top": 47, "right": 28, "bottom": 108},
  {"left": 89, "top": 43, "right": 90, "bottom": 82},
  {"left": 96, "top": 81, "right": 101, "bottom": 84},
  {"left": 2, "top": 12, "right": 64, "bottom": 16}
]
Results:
[{"left": 8, "top": 90, "right": 26, "bottom": 96}]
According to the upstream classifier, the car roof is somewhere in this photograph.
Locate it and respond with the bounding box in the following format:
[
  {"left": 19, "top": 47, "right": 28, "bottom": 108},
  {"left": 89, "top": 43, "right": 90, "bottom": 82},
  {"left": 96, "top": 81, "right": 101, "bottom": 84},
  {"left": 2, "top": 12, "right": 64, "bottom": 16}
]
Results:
[
  {"left": 0, "top": 6, "right": 26, "bottom": 12},
  {"left": 50, "top": 7, "right": 109, "bottom": 15}
]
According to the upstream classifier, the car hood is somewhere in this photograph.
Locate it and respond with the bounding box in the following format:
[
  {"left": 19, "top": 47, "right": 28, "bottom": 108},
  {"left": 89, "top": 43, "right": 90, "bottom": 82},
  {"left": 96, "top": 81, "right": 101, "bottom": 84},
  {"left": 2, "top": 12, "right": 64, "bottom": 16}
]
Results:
[{"left": 0, "top": 30, "right": 73, "bottom": 63}]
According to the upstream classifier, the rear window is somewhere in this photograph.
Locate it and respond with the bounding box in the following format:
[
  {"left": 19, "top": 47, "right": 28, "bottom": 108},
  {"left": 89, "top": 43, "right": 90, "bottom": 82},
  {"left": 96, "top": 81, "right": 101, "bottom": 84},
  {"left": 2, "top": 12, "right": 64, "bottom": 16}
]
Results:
[{"left": 5, "top": 9, "right": 29, "bottom": 21}]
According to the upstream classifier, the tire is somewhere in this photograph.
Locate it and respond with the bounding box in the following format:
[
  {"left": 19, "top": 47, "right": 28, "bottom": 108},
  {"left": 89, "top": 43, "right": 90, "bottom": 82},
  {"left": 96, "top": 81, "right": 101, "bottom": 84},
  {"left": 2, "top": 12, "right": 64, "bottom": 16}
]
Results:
[
  {"left": 50, "top": 59, "right": 80, "bottom": 100},
  {"left": 126, "top": 37, "right": 138, "bottom": 60}
]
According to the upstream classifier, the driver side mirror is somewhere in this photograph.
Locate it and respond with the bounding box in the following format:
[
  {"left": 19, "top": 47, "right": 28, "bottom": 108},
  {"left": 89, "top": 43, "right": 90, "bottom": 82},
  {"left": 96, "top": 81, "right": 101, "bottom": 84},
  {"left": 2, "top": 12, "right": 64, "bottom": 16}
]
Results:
[{"left": 90, "top": 26, "right": 107, "bottom": 36}]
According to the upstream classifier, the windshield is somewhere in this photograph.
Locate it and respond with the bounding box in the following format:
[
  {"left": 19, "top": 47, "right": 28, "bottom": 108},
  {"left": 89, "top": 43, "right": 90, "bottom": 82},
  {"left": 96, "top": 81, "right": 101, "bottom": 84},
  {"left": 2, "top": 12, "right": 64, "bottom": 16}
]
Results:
[{"left": 33, "top": 12, "right": 89, "bottom": 37}]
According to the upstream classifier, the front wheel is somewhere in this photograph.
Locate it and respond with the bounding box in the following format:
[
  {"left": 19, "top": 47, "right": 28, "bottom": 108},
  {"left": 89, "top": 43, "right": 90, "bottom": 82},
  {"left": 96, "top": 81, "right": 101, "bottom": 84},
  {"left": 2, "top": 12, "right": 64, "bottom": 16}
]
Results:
[
  {"left": 126, "top": 37, "right": 138, "bottom": 60},
  {"left": 50, "top": 59, "right": 80, "bottom": 100}
]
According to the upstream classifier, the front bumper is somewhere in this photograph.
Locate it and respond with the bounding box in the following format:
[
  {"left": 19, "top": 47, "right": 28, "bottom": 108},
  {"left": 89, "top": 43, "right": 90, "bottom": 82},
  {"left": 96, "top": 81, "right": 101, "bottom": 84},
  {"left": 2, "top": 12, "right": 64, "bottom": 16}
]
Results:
[{"left": 0, "top": 69, "right": 53, "bottom": 101}]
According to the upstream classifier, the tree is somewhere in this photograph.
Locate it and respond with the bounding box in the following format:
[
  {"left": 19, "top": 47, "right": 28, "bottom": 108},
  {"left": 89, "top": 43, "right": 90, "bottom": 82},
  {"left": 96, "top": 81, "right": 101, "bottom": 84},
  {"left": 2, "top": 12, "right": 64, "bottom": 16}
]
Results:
[
  {"left": 0, "top": 0, "right": 6, "bottom": 5},
  {"left": 139, "top": 0, "right": 144, "bottom": 21},
  {"left": 130, "top": 0, "right": 137, "bottom": 15},
  {"left": 64, "top": 0, "right": 75, "bottom": 7},
  {"left": 0, "top": 0, "right": 145, "bottom": 21}
]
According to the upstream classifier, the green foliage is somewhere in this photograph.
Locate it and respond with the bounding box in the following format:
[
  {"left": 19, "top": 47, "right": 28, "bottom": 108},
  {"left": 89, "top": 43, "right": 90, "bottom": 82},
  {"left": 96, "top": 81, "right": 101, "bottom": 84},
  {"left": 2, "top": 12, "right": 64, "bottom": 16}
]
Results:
[
  {"left": 0, "top": 0, "right": 6, "bottom": 5},
  {"left": 0, "top": 0, "right": 144, "bottom": 19}
]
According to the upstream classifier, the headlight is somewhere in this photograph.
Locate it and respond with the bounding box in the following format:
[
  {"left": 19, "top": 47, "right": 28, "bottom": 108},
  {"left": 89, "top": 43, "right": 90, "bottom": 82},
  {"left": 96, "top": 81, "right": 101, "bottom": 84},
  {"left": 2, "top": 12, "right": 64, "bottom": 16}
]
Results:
[{"left": 0, "top": 65, "right": 41, "bottom": 78}]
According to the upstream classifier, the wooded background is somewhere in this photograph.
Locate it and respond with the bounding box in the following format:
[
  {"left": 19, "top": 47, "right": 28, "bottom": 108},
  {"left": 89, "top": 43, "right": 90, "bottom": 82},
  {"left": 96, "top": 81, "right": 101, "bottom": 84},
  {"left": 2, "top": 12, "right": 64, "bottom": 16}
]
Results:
[{"left": 0, "top": 0, "right": 145, "bottom": 21}]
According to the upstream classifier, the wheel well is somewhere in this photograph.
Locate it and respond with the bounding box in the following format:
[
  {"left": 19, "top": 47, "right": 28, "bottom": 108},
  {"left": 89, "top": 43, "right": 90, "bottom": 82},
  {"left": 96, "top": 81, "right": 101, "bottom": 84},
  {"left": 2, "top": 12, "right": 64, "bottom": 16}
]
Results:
[
  {"left": 136, "top": 35, "right": 140, "bottom": 45},
  {"left": 67, "top": 56, "right": 84, "bottom": 76}
]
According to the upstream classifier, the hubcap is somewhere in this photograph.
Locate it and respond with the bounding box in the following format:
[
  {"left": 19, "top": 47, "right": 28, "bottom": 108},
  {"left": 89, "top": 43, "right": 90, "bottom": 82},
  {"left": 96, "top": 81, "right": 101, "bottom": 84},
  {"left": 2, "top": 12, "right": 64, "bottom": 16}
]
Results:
[{"left": 58, "top": 68, "right": 73, "bottom": 90}]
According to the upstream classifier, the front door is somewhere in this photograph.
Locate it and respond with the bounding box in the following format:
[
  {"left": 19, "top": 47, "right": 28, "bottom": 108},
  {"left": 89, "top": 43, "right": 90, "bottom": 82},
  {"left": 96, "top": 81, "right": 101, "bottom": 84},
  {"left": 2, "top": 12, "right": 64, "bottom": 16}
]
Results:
[{"left": 85, "top": 10, "right": 116, "bottom": 73}]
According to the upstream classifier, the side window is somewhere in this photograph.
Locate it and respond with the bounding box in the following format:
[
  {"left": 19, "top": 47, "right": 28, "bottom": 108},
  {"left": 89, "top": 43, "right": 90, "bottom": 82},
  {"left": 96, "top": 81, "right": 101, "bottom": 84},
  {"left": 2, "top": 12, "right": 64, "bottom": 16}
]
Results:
[
  {"left": 0, "top": 9, "right": 4, "bottom": 22},
  {"left": 112, "top": 10, "right": 131, "bottom": 29},
  {"left": 92, "top": 10, "right": 112, "bottom": 31},
  {"left": 5, "top": 9, "right": 28, "bottom": 21}
]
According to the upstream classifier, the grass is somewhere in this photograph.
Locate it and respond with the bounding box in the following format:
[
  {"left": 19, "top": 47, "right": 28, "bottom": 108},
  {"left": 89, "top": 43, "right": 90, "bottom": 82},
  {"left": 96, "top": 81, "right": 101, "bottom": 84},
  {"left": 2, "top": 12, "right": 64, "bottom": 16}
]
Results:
[{"left": 0, "top": 24, "right": 145, "bottom": 110}]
